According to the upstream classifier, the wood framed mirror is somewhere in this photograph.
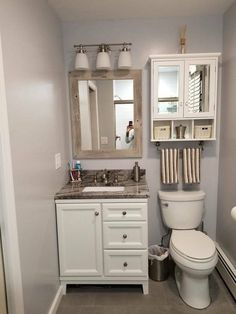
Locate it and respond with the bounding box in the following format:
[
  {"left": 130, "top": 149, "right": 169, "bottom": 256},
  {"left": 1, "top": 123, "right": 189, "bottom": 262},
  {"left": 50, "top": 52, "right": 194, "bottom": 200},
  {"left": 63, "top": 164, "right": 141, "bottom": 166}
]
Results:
[{"left": 69, "top": 70, "right": 142, "bottom": 159}]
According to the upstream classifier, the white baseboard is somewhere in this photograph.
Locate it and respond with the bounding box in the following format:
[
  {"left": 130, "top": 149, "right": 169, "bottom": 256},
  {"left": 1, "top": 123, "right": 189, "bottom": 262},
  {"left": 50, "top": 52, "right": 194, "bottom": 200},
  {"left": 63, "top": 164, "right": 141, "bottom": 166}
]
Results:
[
  {"left": 216, "top": 243, "right": 236, "bottom": 300},
  {"left": 48, "top": 285, "right": 63, "bottom": 314}
]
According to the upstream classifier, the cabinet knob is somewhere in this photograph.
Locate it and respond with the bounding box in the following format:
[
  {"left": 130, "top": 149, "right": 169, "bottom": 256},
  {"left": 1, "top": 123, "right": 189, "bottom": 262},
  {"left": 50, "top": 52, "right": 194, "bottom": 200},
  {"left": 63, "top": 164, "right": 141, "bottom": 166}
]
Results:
[
  {"left": 95, "top": 211, "right": 99, "bottom": 216},
  {"left": 162, "top": 202, "right": 169, "bottom": 207},
  {"left": 123, "top": 262, "right": 128, "bottom": 267},
  {"left": 123, "top": 234, "right": 127, "bottom": 239},
  {"left": 122, "top": 211, "right": 127, "bottom": 216}
]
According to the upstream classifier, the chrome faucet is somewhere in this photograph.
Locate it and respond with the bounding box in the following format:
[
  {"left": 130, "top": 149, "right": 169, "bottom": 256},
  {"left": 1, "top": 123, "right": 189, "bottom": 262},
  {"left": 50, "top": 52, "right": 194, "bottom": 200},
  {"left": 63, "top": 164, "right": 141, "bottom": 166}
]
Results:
[
  {"left": 101, "top": 170, "right": 108, "bottom": 185},
  {"left": 114, "top": 174, "right": 119, "bottom": 184}
]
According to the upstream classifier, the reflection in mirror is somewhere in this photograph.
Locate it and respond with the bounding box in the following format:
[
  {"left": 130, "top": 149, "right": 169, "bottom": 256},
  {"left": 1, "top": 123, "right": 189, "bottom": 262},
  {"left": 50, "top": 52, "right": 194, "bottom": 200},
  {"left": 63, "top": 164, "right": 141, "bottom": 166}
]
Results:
[
  {"left": 79, "top": 79, "right": 134, "bottom": 151},
  {"left": 157, "top": 66, "right": 180, "bottom": 114},
  {"left": 188, "top": 64, "right": 210, "bottom": 113},
  {"left": 70, "top": 70, "right": 142, "bottom": 159}
]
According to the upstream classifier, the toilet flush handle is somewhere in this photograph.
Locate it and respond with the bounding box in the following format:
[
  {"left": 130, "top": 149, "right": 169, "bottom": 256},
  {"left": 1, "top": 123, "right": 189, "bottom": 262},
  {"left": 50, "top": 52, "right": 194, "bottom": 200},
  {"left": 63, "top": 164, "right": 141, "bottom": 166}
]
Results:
[{"left": 162, "top": 202, "right": 169, "bottom": 207}]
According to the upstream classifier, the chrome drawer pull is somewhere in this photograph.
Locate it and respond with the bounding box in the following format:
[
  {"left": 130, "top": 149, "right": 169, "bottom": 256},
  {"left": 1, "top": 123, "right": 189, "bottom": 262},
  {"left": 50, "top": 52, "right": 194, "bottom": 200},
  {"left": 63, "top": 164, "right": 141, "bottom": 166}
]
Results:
[
  {"left": 122, "top": 211, "right": 127, "bottom": 216},
  {"left": 95, "top": 211, "right": 99, "bottom": 216},
  {"left": 123, "top": 262, "right": 128, "bottom": 267},
  {"left": 123, "top": 234, "right": 127, "bottom": 239}
]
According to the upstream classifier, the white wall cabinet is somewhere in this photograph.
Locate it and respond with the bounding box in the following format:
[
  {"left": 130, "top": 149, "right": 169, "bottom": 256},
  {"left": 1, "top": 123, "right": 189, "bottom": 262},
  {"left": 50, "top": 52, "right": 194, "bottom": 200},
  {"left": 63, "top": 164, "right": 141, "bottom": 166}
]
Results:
[
  {"left": 150, "top": 53, "right": 220, "bottom": 142},
  {"left": 56, "top": 199, "right": 148, "bottom": 294}
]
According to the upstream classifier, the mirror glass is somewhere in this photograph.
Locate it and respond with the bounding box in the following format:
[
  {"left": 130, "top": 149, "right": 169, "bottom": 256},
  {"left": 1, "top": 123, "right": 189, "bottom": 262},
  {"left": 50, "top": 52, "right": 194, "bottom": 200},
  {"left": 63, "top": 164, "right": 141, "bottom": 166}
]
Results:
[
  {"left": 187, "top": 64, "right": 210, "bottom": 113},
  {"left": 156, "top": 65, "right": 180, "bottom": 115},
  {"left": 70, "top": 70, "right": 142, "bottom": 158}
]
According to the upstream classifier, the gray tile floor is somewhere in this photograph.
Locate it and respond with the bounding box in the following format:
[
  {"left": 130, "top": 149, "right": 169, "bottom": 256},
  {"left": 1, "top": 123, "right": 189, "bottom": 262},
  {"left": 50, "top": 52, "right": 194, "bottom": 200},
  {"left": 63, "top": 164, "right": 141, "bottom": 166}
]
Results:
[{"left": 56, "top": 271, "right": 236, "bottom": 314}]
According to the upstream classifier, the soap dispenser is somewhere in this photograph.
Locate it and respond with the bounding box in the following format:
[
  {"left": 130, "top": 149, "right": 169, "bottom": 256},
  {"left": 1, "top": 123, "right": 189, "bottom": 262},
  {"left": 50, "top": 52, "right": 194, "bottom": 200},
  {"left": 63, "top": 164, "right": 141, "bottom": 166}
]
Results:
[{"left": 133, "top": 162, "right": 141, "bottom": 182}]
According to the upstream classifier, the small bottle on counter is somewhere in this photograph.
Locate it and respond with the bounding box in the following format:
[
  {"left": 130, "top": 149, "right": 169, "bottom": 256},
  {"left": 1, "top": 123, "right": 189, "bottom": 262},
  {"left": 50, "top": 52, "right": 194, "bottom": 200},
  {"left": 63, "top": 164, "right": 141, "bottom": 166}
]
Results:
[
  {"left": 74, "top": 160, "right": 81, "bottom": 170},
  {"left": 133, "top": 162, "right": 141, "bottom": 182}
]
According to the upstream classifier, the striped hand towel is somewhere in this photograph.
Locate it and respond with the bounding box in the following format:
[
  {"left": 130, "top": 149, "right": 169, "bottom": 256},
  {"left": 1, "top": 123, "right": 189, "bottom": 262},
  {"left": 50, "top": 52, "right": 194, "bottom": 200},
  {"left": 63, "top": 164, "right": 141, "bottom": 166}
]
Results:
[
  {"left": 183, "top": 148, "right": 201, "bottom": 184},
  {"left": 161, "top": 148, "right": 179, "bottom": 184}
]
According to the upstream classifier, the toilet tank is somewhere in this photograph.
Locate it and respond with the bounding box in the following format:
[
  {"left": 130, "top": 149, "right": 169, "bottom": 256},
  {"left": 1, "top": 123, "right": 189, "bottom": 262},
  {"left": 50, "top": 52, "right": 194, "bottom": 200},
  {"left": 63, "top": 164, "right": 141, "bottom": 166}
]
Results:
[{"left": 159, "top": 190, "right": 206, "bottom": 229}]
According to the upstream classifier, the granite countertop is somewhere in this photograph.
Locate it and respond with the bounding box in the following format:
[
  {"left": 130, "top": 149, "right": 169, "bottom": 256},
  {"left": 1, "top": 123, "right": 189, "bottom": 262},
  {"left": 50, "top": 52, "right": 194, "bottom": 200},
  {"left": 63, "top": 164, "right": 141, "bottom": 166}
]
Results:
[{"left": 55, "top": 169, "right": 149, "bottom": 200}]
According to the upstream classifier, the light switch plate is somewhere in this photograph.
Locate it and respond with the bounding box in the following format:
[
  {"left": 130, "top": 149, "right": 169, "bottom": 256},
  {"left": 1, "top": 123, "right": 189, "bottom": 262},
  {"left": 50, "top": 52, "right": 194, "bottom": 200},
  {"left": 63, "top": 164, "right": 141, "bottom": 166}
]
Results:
[
  {"left": 55, "top": 153, "right": 61, "bottom": 169},
  {"left": 101, "top": 136, "right": 108, "bottom": 145}
]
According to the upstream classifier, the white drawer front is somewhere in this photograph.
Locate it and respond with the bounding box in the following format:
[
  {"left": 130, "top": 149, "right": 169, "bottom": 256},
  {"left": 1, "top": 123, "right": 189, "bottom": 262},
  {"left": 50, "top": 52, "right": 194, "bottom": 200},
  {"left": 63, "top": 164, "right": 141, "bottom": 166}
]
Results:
[
  {"left": 103, "top": 222, "right": 147, "bottom": 249},
  {"left": 103, "top": 203, "right": 147, "bottom": 221},
  {"left": 104, "top": 250, "right": 148, "bottom": 277}
]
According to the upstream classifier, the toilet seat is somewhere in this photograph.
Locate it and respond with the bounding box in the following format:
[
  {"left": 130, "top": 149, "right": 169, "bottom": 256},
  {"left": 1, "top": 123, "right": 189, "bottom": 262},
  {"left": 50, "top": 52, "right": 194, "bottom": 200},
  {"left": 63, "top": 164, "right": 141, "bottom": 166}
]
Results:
[{"left": 171, "top": 230, "right": 216, "bottom": 262}]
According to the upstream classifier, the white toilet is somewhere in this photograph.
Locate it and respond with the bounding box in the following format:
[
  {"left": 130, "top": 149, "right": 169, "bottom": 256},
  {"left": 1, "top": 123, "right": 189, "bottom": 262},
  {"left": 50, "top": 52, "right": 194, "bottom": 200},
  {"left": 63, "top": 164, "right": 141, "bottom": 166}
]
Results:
[{"left": 159, "top": 190, "right": 218, "bottom": 309}]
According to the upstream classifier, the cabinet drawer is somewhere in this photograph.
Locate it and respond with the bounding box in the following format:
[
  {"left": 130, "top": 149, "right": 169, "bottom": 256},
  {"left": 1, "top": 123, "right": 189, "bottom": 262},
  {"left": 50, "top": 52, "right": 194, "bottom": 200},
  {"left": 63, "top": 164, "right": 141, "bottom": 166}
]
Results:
[
  {"left": 102, "top": 203, "right": 147, "bottom": 221},
  {"left": 103, "top": 222, "right": 147, "bottom": 249},
  {"left": 104, "top": 250, "right": 148, "bottom": 277}
]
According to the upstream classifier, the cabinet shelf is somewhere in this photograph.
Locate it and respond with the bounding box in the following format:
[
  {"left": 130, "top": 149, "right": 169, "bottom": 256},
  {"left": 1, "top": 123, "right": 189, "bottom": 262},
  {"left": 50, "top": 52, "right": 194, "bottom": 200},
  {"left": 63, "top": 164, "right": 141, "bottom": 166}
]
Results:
[
  {"left": 151, "top": 138, "right": 216, "bottom": 143},
  {"left": 151, "top": 118, "right": 215, "bottom": 142}
]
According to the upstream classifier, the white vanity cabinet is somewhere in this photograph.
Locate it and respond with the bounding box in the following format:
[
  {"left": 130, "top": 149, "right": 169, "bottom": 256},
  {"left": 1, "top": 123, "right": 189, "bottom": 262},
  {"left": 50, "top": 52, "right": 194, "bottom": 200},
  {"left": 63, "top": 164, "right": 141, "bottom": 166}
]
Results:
[
  {"left": 56, "top": 199, "right": 149, "bottom": 294},
  {"left": 150, "top": 53, "right": 220, "bottom": 141}
]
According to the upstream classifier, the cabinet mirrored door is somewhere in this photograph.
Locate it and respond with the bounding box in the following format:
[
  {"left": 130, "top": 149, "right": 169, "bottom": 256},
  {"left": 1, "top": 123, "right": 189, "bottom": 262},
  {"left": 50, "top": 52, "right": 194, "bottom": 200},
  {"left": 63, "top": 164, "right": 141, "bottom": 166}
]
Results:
[
  {"left": 153, "top": 61, "right": 184, "bottom": 118},
  {"left": 184, "top": 59, "right": 216, "bottom": 117}
]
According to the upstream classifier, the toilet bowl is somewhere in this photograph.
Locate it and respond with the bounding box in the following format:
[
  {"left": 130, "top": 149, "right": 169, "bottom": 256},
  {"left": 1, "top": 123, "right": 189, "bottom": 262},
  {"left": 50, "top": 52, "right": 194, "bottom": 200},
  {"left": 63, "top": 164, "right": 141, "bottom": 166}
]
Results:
[
  {"left": 170, "top": 230, "right": 218, "bottom": 309},
  {"left": 158, "top": 190, "right": 218, "bottom": 309}
]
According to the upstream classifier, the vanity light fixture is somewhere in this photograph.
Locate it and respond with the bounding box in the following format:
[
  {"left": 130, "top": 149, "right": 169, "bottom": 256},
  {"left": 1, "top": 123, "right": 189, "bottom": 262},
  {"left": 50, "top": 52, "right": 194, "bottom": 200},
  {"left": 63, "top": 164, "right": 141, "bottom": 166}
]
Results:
[
  {"left": 118, "top": 44, "right": 132, "bottom": 69},
  {"left": 96, "top": 44, "right": 111, "bottom": 70},
  {"left": 74, "top": 42, "right": 132, "bottom": 71},
  {"left": 75, "top": 45, "right": 89, "bottom": 70}
]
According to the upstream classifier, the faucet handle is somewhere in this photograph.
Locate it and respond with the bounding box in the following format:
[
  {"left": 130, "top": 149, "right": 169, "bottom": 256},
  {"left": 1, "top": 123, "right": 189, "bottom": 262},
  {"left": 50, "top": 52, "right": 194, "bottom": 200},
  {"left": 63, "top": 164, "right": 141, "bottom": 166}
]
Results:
[
  {"left": 114, "top": 174, "right": 119, "bottom": 184},
  {"left": 93, "top": 173, "right": 98, "bottom": 184},
  {"left": 102, "top": 169, "right": 107, "bottom": 177}
]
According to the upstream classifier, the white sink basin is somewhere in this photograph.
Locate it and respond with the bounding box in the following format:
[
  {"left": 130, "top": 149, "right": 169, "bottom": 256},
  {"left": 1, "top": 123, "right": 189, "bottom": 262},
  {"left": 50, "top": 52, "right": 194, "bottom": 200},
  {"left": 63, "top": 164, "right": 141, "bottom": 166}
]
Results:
[{"left": 82, "top": 186, "right": 125, "bottom": 193}]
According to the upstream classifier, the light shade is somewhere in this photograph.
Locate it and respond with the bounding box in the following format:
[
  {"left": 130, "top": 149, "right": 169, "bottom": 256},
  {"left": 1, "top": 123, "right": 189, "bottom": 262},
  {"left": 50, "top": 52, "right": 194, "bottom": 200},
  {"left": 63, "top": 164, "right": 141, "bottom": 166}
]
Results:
[
  {"left": 118, "top": 47, "right": 132, "bottom": 69},
  {"left": 96, "top": 45, "right": 111, "bottom": 70},
  {"left": 75, "top": 48, "right": 89, "bottom": 70}
]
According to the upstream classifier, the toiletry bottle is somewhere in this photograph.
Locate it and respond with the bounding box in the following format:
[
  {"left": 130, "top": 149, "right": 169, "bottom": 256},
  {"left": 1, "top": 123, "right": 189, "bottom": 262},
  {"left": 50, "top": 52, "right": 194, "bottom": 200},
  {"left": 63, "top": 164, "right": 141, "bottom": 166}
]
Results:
[
  {"left": 133, "top": 162, "right": 141, "bottom": 182},
  {"left": 75, "top": 160, "right": 81, "bottom": 170}
]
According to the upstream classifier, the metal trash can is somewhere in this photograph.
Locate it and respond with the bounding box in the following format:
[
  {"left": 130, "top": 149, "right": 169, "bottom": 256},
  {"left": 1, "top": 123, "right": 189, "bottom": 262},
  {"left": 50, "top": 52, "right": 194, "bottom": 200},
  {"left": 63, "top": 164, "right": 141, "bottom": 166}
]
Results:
[{"left": 148, "top": 245, "right": 169, "bottom": 281}]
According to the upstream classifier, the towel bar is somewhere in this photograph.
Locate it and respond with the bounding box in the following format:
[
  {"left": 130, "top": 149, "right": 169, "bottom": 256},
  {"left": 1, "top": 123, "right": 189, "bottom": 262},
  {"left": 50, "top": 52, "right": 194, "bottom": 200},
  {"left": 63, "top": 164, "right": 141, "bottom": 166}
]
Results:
[{"left": 155, "top": 141, "right": 204, "bottom": 152}]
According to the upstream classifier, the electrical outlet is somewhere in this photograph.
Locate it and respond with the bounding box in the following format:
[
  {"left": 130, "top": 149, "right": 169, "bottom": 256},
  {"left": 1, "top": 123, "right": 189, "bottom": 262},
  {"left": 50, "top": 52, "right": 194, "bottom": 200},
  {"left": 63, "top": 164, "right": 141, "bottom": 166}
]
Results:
[{"left": 55, "top": 153, "right": 61, "bottom": 170}]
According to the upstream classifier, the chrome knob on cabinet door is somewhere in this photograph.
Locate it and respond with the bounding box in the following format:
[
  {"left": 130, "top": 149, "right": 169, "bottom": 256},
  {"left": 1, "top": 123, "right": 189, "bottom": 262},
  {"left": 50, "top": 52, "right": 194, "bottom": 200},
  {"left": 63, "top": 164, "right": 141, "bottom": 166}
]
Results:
[
  {"left": 123, "top": 262, "right": 128, "bottom": 267},
  {"left": 122, "top": 211, "right": 127, "bottom": 216},
  {"left": 95, "top": 211, "right": 99, "bottom": 216},
  {"left": 162, "top": 203, "right": 169, "bottom": 207},
  {"left": 123, "top": 234, "right": 127, "bottom": 239}
]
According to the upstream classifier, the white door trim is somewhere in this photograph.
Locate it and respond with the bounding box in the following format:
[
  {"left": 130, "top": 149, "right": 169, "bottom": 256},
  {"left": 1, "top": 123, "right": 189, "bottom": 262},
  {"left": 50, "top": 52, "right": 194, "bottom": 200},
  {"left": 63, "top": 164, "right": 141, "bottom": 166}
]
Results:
[{"left": 0, "top": 33, "right": 24, "bottom": 314}]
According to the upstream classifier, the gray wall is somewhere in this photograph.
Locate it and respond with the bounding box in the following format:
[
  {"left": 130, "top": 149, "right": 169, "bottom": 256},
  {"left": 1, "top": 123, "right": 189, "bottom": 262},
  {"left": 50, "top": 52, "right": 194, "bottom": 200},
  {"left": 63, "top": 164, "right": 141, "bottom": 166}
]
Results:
[
  {"left": 62, "top": 16, "right": 223, "bottom": 244},
  {"left": 217, "top": 1, "right": 236, "bottom": 264},
  {"left": 0, "top": 0, "right": 69, "bottom": 313}
]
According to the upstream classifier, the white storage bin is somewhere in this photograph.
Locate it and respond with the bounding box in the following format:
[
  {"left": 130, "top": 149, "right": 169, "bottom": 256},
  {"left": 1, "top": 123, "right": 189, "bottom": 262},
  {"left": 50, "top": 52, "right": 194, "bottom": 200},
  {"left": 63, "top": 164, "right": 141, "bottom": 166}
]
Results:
[
  {"left": 194, "top": 125, "right": 212, "bottom": 139},
  {"left": 154, "top": 126, "right": 171, "bottom": 140}
]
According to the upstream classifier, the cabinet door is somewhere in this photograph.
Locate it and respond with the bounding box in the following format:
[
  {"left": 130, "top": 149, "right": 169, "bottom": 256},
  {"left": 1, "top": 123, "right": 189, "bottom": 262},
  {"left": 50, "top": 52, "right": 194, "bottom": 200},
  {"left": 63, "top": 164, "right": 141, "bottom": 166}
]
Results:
[
  {"left": 184, "top": 59, "right": 217, "bottom": 118},
  {"left": 57, "top": 203, "right": 102, "bottom": 276},
  {"left": 152, "top": 60, "right": 184, "bottom": 119}
]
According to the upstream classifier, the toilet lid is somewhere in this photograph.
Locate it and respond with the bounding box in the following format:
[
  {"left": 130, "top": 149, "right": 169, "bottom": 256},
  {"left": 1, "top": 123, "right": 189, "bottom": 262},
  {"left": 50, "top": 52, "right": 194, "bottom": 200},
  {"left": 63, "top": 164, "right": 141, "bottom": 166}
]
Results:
[{"left": 171, "top": 230, "right": 216, "bottom": 260}]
